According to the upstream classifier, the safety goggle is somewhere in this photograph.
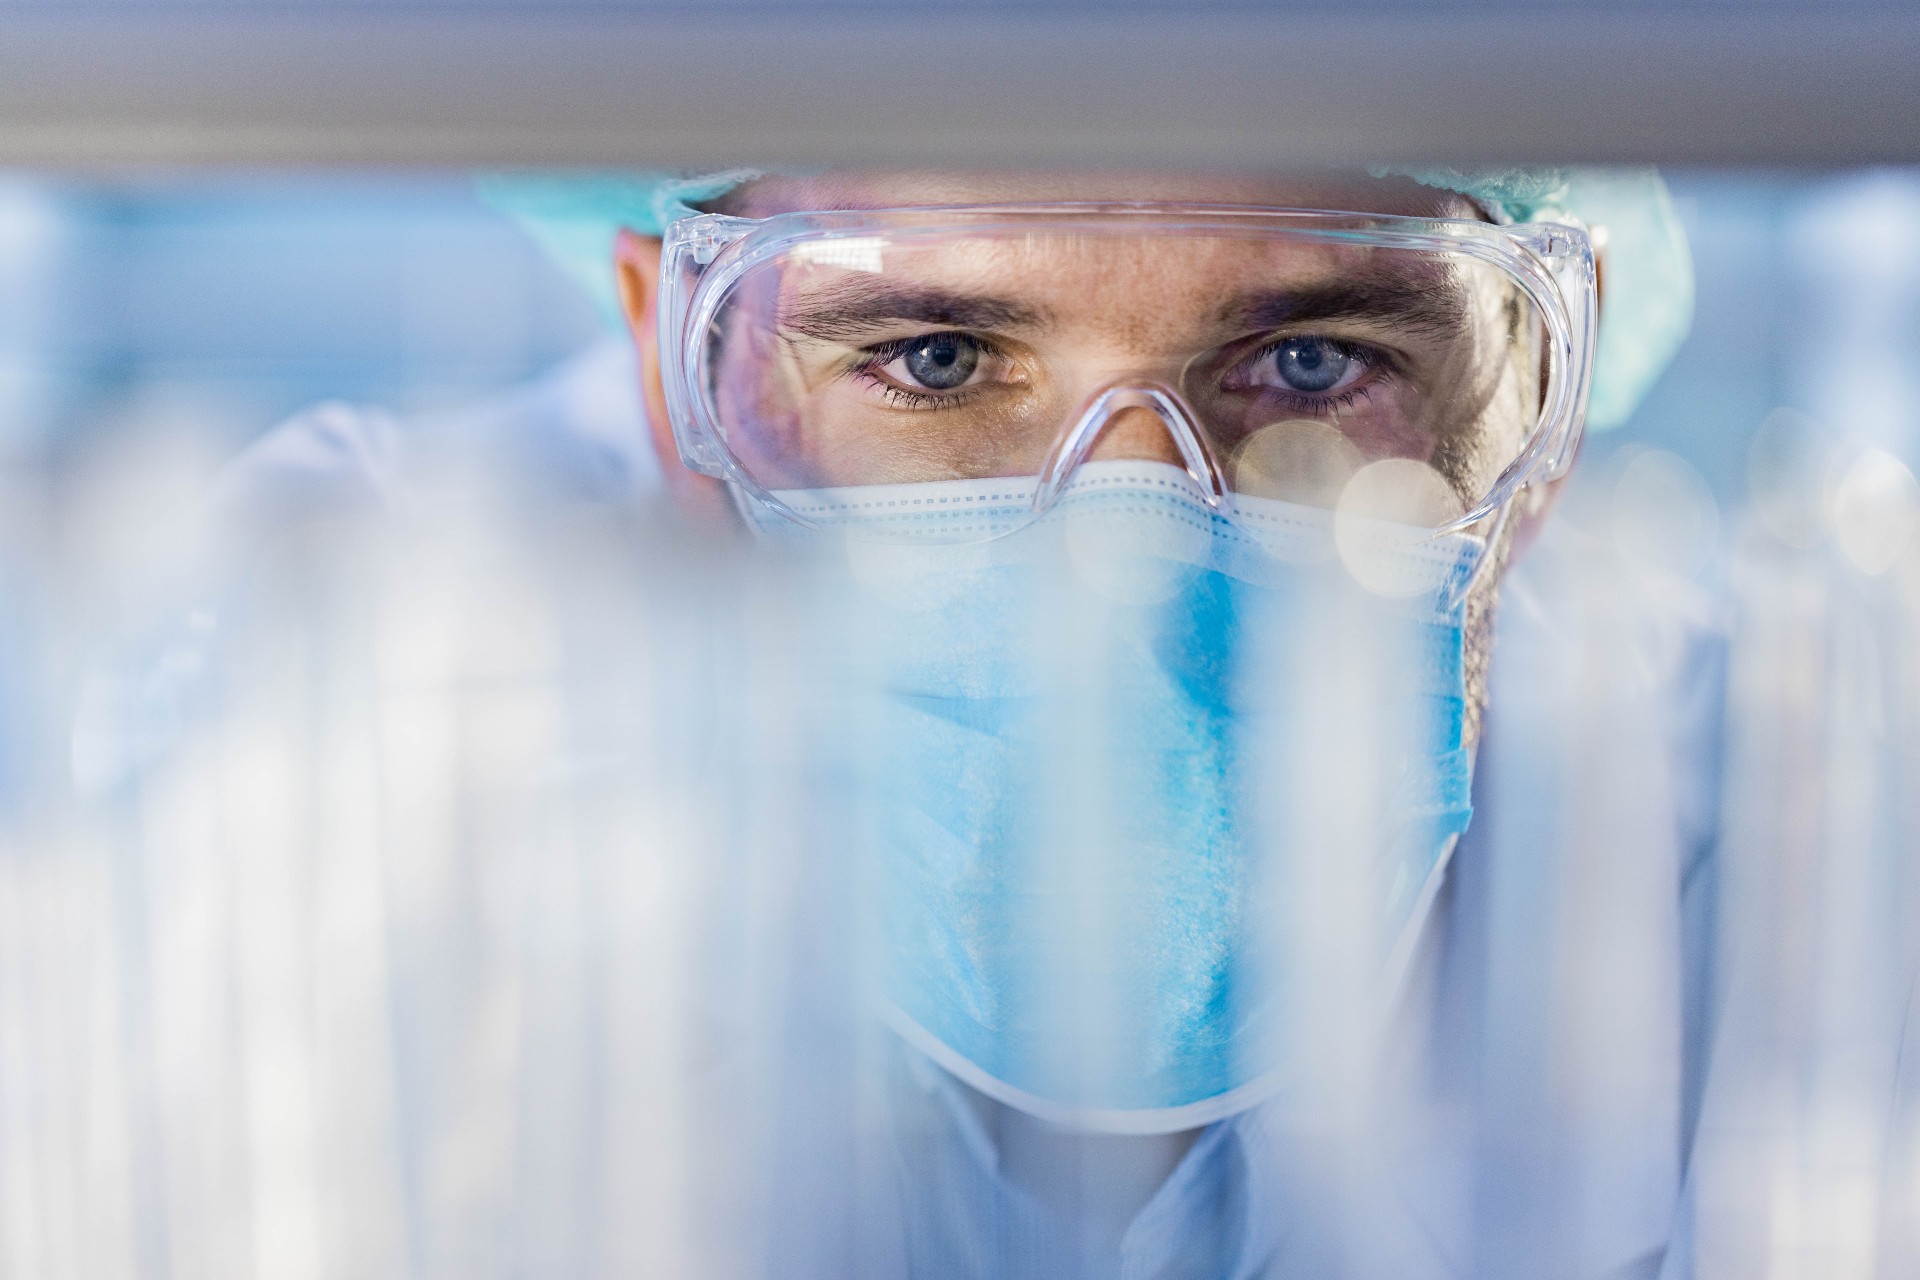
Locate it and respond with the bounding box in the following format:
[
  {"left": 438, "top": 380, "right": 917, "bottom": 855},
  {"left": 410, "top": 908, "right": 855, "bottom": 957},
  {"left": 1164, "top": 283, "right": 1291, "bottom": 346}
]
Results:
[{"left": 656, "top": 204, "right": 1597, "bottom": 543}]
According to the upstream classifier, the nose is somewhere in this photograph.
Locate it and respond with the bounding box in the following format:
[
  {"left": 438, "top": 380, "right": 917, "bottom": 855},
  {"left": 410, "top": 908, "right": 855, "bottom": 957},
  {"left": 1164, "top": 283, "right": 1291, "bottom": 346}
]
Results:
[
  {"left": 1033, "top": 383, "right": 1228, "bottom": 513},
  {"left": 1084, "top": 405, "right": 1190, "bottom": 468}
]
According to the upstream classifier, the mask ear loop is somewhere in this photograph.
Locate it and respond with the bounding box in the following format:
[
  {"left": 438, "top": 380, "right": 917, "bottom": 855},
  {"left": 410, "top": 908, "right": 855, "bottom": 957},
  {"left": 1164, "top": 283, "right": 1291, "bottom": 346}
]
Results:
[
  {"left": 1031, "top": 383, "right": 1231, "bottom": 515},
  {"left": 1442, "top": 493, "right": 1518, "bottom": 614}
]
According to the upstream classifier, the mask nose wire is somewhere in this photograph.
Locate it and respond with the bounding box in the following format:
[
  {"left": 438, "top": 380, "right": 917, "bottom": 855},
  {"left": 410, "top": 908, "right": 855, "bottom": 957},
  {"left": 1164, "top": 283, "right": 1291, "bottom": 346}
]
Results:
[{"left": 1029, "top": 383, "right": 1231, "bottom": 516}]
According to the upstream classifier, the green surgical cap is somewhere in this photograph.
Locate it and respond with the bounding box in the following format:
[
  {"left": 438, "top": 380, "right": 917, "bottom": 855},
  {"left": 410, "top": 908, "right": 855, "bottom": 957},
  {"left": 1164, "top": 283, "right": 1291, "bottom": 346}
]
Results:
[
  {"left": 479, "top": 165, "right": 1691, "bottom": 431},
  {"left": 1374, "top": 166, "right": 1693, "bottom": 429},
  {"left": 474, "top": 168, "right": 761, "bottom": 322}
]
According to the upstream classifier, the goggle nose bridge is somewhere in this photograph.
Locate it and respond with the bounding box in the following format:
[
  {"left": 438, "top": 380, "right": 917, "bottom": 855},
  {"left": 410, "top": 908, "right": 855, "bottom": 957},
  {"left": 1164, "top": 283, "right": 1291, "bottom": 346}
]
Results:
[{"left": 1031, "top": 382, "right": 1230, "bottom": 515}]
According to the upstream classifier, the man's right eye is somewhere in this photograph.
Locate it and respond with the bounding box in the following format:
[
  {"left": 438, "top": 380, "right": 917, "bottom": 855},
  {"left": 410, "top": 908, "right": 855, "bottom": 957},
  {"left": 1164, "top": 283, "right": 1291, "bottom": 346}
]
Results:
[{"left": 852, "top": 332, "right": 1017, "bottom": 402}]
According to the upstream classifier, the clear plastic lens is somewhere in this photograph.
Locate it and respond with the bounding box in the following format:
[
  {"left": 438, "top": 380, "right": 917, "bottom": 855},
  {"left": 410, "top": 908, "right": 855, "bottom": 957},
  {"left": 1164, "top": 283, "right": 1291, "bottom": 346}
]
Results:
[{"left": 671, "top": 212, "right": 1585, "bottom": 541}]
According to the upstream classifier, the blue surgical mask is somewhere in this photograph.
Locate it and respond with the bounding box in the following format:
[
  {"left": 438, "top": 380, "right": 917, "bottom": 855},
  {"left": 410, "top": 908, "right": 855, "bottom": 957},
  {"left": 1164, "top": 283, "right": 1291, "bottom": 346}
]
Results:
[{"left": 754, "top": 462, "right": 1481, "bottom": 1134}]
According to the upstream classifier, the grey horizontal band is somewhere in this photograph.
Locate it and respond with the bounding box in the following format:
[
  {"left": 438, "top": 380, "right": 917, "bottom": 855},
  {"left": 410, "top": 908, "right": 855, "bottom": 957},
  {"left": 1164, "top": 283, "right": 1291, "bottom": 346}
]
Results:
[{"left": 0, "top": 7, "right": 1915, "bottom": 167}]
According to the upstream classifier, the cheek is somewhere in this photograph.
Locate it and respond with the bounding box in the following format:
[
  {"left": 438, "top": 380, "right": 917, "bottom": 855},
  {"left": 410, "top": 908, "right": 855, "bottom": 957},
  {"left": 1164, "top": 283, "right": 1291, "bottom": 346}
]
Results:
[
  {"left": 1335, "top": 395, "right": 1443, "bottom": 466},
  {"left": 1462, "top": 364, "right": 1538, "bottom": 494},
  {"left": 711, "top": 346, "right": 925, "bottom": 488},
  {"left": 1415, "top": 339, "right": 1540, "bottom": 505},
  {"left": 711, "top": 343, "right": 814, "bottom": 484}
]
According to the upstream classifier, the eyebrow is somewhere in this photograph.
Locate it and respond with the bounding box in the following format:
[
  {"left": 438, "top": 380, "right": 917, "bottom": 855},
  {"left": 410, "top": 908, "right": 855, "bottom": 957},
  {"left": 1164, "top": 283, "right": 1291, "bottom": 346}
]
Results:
[
  {"left": 1221, "top": 278, "right": 1473, "bottom": 339},
  {"left": 777, "top": 281, "right": 1048, "bottom": 341}
]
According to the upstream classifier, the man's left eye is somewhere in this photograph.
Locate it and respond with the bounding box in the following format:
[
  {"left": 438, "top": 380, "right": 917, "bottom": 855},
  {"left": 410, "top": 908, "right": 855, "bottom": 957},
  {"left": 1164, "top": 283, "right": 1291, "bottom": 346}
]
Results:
[
  {"left": 1244, "top": 337, "right": 1366, "bottom": 395},
  {"left": 896, "top": 333, "right": 980, "bottom": 390}
]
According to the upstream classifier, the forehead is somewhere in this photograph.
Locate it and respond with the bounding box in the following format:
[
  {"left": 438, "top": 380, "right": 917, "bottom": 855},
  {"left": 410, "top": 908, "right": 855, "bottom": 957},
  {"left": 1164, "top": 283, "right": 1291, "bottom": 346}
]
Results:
[
  {"left": 767, "top": 235, "right": 1470, "bottom": 359},
  {"left": 731, "top": 173, "right": 1490, "bottom": 349},
  {"left": 718, "top": 170, "right": 1487, "bottom": 222}
]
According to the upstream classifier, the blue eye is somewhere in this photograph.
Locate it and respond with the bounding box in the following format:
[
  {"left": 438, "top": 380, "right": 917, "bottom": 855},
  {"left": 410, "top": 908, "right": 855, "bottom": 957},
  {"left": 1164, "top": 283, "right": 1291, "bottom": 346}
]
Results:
[
  {"left": 1267, "top": 337, "right": 1352, "bottom": 393},
  {"left": 902, "top": 333, "right": 979, "bottom": 390}
]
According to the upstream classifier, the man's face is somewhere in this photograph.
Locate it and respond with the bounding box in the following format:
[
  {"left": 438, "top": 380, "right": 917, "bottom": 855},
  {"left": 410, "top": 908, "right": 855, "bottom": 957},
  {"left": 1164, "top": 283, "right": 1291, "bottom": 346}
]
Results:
[
  {"left": 708, "top": 173, "right": 1536, "bottom": 513},
  {"left": 629, "top": 170, "right": 1558, "bottom": 743}
]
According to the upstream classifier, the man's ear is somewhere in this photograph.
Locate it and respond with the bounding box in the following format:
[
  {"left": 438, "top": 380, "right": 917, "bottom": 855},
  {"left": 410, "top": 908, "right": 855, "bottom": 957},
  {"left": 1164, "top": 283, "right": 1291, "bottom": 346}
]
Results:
[{"left": 614, "top": 229, "right": 735, "bottom": 526}]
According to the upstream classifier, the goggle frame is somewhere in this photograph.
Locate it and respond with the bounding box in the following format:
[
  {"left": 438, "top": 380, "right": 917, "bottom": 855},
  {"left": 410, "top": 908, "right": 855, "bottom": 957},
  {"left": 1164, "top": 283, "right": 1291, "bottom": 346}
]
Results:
[{"left": 656, "top": 202, "right": 1597, "bottom": 540}]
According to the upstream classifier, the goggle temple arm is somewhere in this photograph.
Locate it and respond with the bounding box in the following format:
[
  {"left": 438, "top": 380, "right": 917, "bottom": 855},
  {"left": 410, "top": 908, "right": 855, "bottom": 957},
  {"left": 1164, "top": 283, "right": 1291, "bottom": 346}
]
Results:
[
  {"left": 1513, "top": 219, "right": 1599, "bottom": 481},
  {"left": 657, "top": 218, "right": 755, "bottom": 481}
]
